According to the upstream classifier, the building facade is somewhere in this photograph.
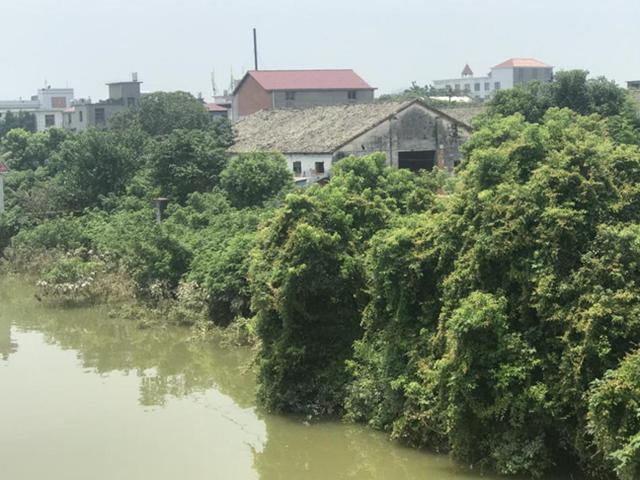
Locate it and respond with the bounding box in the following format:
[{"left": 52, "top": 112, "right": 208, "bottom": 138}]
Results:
[
  {"left": 62, "top": 75, "right": 142, "bottom": 131},
  {"left": 433, "top": 58, "right": 553, "bottom": 99},
  {"left": 229, "top": 100, "right": 472, "bottom": 184},
  {"left": 0, "top": 87, "right": 75, "bottom": 131},
  {"left": 230, "top": 69, "right": 375, "bottom": 121}
]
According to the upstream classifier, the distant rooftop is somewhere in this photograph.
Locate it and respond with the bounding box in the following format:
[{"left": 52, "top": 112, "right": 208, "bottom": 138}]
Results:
[
  {"left": 235, "top": 69, "right": 374, "bottom": 93},
  {"left": 493, "top": 58, "right": 552, "bottom": 69},
  {"left": 106, "top": 80, "right": 142, "bottom": 85},
  {"left": 207, "top": 103, "right": 228, "bottom": 112}
]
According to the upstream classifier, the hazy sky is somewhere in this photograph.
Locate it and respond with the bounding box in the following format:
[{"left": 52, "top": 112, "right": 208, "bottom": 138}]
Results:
[{"left": 2, "top": 0, "right": 638, "bottom": 101}]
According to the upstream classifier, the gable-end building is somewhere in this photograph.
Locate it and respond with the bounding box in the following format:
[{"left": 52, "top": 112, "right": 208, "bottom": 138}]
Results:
[
  {"left": 229, "top": 100, "right": 472, "bottom": 184},
  {"left": 230, "top": 69, "right": 375, "bottom": 121}
]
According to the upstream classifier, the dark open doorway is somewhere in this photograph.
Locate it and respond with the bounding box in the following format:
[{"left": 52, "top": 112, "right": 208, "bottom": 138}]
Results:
[{"left": 398, "top": 150, "right": 436, "bottom": 172}]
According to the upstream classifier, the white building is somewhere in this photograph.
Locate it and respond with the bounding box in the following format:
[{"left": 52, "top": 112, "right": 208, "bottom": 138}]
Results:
[
  {"left": 433, "top": 58, "right": 553, "bottom": 99},
  {"left": 0, "top": 87, "right": 74, "bottom": 131}
]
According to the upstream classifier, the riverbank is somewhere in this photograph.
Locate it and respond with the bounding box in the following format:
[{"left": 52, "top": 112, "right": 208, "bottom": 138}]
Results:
[{"left": 1, "top": 275, "right": 511, "bottom": 480}]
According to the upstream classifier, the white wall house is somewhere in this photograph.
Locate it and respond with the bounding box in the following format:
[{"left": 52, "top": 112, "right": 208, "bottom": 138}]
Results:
[
  {"left": 0, "top": 87, "right": 74, "bottom": 131},
  {"left": 433, "top": 58, "right": 553, "bottom": 99}
]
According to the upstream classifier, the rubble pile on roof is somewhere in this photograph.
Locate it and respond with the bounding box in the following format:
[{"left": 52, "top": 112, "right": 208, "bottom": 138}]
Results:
[{"left": 230, "top": 101, "right": 408, "bottom": 153}]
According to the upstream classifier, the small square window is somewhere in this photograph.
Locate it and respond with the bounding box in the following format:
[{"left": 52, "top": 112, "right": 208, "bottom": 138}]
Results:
[
  {"left": 45, "top": 114, "right": 55, "bottom": 127},
  {"left": 474, "top": 83, "right": 480, "bottom": 91},
  {"left": 285, "top": 91, "right": 296, "bottom": 101},
  {"left": 315, "top": 161, "right": 325, "bottom": 174},
  {"left": 463, "top": 84, "right": 470, "bottom": 92},
  {"left": 293, "top": 161, "right": 302, "bottom": 176},
  {"left": 348, "top": 90, "right": 357, "bottom": 100},
  {"left": 494, "top": 82, "right": 501, "bottom": 90},
  {"left": 454, "top": 84, "right": 460, "bottom": 91},
  {"left": 484, "top": 82, "right": 490, "bottom": 90}
]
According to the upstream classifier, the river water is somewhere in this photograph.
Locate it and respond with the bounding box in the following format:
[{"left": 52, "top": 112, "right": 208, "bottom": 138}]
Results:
[{"left": 1, "top": 276, "right": 506, "bottom": 480}]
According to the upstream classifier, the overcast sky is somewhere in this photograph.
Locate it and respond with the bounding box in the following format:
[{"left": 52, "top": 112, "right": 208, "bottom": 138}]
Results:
[{"left": 1, "top": 0, "right": 638, "bottom": 101}]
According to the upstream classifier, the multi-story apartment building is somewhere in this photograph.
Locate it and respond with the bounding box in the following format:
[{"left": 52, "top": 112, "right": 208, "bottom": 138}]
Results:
[{"left": 0, "top": 87, "right": 74, "bottom": 131}]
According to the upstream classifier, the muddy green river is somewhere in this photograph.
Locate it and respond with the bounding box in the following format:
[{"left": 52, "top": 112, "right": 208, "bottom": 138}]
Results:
[{"left": 0, "top": 277, "right": 509, "bottom": 480}]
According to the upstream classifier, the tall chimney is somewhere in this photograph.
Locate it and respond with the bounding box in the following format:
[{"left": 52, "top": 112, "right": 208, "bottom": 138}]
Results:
[{"left": 253, "top": 28, "right": 258, "bottom": 71}]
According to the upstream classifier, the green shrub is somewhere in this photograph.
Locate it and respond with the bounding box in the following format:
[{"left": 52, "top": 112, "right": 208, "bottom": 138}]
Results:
[
  {"left": 588, "top": 350, "right": 640, "bottom": 480},
  {"left": 37, "top": 256, "right": 103, "bottom": 301},
  {"left": 220, "top": 152, "right": 292, "bottom": 208}
]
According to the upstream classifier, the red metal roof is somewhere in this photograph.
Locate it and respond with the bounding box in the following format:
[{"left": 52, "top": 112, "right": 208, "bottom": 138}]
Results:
[
  {"left": 206, "top": 103, "right": 228, "bottom": 112},
  {"left": 0, "top": 162, "right": 9, "bottom": 173},
  {"left": 242, "top": 69, "right": 374, "bottom": 92},
  {"left": 493, "top": 58, "right": 552, "bottom": 69}
]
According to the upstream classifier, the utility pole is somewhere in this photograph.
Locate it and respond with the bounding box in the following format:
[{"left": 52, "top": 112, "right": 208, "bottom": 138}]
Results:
[
  {"left": 253, "top": 28, "right": 258, "bottom": 70},
  {"left": 0, "top": 162, "right": 8, "bottom": 214},
  {"left": 211, "top": 69, "right": 217, "bottom": 97}
]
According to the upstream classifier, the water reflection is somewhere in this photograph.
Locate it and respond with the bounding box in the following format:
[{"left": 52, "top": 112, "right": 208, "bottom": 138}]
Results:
[
  {"left": 0, "top": 314, "right": 18, "bottom": 360},
  {"left": 0, "top": 278, "right": 20, "bottom": 360},
  {"left": 1, "top": 282, "right": 255, "bottom": 409},
  {"left": 0, "top": 277, "right": 504, "bottom": 480}
]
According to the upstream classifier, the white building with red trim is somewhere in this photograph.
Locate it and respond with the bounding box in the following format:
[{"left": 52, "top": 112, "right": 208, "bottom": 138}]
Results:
[{"left": 433, "top": 58, "right": 553, "bottom": 99}]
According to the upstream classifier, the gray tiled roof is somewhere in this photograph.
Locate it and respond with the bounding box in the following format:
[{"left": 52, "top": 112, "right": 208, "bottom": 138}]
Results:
[{"left": 229, "top": 100, "right": 475, "bottom": 154}]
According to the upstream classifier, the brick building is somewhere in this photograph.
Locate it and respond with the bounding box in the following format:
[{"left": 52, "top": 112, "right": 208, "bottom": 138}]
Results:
[{"left": 230, "top": 69, "right": 375, "bottom": 121}]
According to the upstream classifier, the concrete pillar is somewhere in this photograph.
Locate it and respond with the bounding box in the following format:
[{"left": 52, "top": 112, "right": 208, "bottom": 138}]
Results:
[
  {"left": 153, "top": 198, "right": 169, "bottom": 223},
  {"left": 435, "top": 118, "right": 447, "bottom": 170}
]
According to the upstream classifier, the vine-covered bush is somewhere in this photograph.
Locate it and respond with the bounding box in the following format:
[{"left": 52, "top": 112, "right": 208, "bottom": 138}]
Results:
[
  {"left": 588, "top": 350, "right": 640, "bottom": 480},
  {"left": 252, "top": 110, "right": 640, "bottom": 479}
]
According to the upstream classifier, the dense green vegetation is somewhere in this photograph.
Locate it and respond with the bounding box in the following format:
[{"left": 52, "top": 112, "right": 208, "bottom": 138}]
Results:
[
  {"left": 0, "top": 111, "right": 36, "bottom": 137},
  {"left": 0, "top": 92, "right": 291, "bottom": 324},
  {"left": 1, "top": 74, "right": 640, "bottom": 479}
]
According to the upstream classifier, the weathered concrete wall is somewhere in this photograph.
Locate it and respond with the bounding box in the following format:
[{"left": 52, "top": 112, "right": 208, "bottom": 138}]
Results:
[
  {"left": 35, "top": 111, "right": 65, "bottom": 131},
  {"left": 61, "top": 104, "right": 128, "bottom": 131},
  {"left": 272, "top": 89, "right": 374, "bottom": 109},
  {"left": 490, "top": 68, "right": 514, "bottom": 90},
  {"left": 108, "top": 82, "right": 141, "bottom": 105},
  {"left": 513, "top": 67, "right": 553, "bottom": 86},
  {"left": 285, "top": 153, "right": 333, "bottom": 180},
  {"left": 334, "top": 103, "right": 469, "bottom": 172}
]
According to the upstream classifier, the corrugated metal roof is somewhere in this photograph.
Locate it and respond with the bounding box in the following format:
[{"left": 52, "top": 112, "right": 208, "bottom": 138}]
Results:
[
  {"left": 238, "top": 69, "right": 374, "bottom": 92},
  {"left": 493, "top": 58, "right": 552, "bottom": 69}
]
